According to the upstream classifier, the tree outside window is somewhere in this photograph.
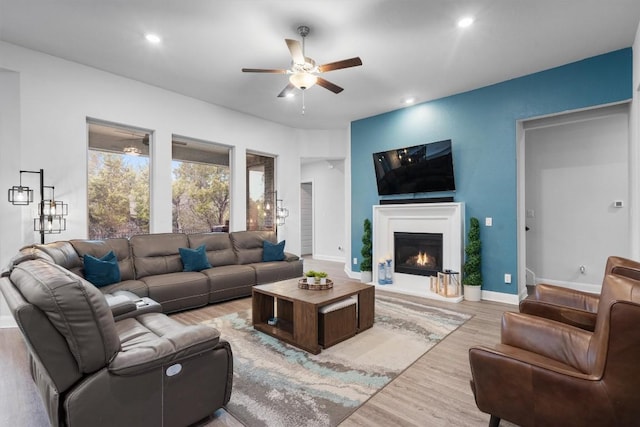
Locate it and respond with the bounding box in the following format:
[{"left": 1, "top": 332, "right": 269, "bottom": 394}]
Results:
[{"left": 87, "top": 122, "right": 150, "bottom": 239}]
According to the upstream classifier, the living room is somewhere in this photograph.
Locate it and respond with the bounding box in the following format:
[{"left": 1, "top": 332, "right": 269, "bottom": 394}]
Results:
[{"left": 1, "top": 1, "right": 640, "bottom": 426}]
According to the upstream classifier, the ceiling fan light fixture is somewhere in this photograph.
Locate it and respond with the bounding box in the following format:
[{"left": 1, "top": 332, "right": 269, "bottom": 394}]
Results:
[
  {"left": 289, "top": 72, "right": 317, "bottom": 90},
  {"left": 123, "top": 146, "right": 142, "bottom": 156}
]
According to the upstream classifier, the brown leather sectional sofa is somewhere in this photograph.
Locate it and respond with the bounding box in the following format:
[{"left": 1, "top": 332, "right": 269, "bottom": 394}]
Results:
[
  {"left": 0, "top": 230, "right": 303, "bottom": 426},
  {"left": 13, "top": 230, "right": 303, "bottom": 313}
]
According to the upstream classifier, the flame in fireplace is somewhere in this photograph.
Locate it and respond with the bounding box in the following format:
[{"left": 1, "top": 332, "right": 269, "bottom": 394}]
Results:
[{"left": 407, "top": 251, "right": 436, "bottom": 268}]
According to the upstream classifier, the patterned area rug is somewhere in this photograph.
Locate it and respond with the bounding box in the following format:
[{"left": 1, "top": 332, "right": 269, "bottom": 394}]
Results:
[{"left": 202, "top": 293, "right": 472, "bottom": 427}]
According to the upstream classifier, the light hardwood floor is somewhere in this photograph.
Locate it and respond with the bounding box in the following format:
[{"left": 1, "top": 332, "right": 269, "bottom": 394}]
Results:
[{"left": 1, "top": 258, "right": 518, "bottom": 427}]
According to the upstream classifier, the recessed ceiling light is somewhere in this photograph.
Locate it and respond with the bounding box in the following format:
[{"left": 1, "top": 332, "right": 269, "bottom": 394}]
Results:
[
  {"left": 404, "top": 97, "right": 415, "bottom": 105},
  {"left": 457, "top": 16, "right": 475, "bottom": 28},
  {"left": 145, "top": 33, "right": 162, "bottom": 44}
]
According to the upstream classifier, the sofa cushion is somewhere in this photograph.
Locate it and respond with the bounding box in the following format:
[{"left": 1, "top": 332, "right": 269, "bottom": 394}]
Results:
[
  {"left": 94, "top": 279, "right": 149, "bottom": 298},
  {"left": 10, "top": 259, "right": 121, "bottom": 374},
  {"left": 140, "top": 272, "right": 209, "bottom": 313},
  {"left": 130, "top": 233, "right": 189, "bottom": 278},
  {"left": 201, "top": 264, "right": 256, "bottom": 303},
  {"left": 251, "top": 260, "right": 304, "bottom": 285},
  {"left": 263, "top": 240, "right": 285, "bottom": 262},
  {"left": 188, "top": 233, "right": 237, "bottom": 267},
  {"left": 229, "top": 231, "right": 276, "bottom": 265},
  {"left": 71, "top": 238, "right": 136, "bottom": 281},
  {"left": 34, "top": 241, "right": 83, "bottom": 272},
  {"left": 83, "top": 251, "right": 121, "bottom": 287},
  {"left": 179, "top": 245, "right": 212, "bottom": 272}
]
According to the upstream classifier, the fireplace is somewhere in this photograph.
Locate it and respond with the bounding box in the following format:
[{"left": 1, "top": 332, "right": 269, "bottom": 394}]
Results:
[
  {"left": 394, "top": 232, "right": 443, "bottom": 277},
  {"left": 372, "top": 202, "right": 463, "bottom": 302}
]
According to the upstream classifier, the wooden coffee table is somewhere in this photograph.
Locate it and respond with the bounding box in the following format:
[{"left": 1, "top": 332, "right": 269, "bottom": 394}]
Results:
[{"left": 252, "top": 278, "right": 375, "bottom": 354}]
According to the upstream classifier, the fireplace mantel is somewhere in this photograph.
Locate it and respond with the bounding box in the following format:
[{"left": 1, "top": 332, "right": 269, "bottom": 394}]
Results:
[{"left": 372, "top": 202, "right": 465, "bottom": 302}]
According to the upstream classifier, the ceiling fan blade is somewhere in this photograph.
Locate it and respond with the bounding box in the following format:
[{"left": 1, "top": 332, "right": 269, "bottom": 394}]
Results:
[
  {"left": 316, "top": 77, "right": 344, "bottom": 94},
  {"left": 242, "top": 68, "right": 288, "bottom": 74},
  {"left": 285, "top": 39, "right": 305, "bottom": 65},
  {"left": 277, "top": 83, "right": 296, "bottom": 98},
  {"left": 318, "top": 57, "right": 363, "bottom": 73}
]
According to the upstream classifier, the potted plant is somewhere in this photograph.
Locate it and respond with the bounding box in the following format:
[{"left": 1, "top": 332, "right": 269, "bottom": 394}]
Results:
[
  {"left": 360, "top": 218, "right": 373, "bottom": 283},
  {"left": 315, "top": 271, "right": 328, "bottom": 285},
  {"left": 463, "top": 217, "right": 482, "bottom": 301},
  {"left": 305, "top": 270, "right": 317, "bottom": 285}
]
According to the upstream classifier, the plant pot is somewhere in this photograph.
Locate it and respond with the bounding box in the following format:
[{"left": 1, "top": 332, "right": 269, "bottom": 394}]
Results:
[
  {"left": 464, "top": 285, "right": 481, "bottom": 302},
  {"left": 306, "top": 277, "right": 316, "bottom": 285},
  {"left": 361, "top": 271, "right": 372, "bottom": 283},
  {"left": 320, "top": 278, "right": 327, "bottom": 285}
]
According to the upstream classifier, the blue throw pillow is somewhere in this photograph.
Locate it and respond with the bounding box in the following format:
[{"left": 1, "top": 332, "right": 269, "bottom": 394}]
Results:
[
  {"left": 263, "top": 240, "right": 286, "bottom": 262},
  {"left": 179, "top": 244, "right": 212, "bottom": 272},
  {"left": 83, "top": 250, "right": 121, "bottom": 287}
]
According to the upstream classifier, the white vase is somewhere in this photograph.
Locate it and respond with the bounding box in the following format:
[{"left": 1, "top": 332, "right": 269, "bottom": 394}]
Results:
[
  {"left": 320, "top": 278, "right": 327, "bottom": 285},
  {"left": 361, "top": 271, "right": 372, "bottom": 283},
  {"left": 464, "top": 285, "right": 481, "bottom": 302},
  {"left": 307, "top": 276, "right": 316, "bottom": 285}
]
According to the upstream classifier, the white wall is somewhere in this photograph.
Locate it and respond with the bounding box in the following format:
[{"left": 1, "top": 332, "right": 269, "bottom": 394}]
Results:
[
  {"left": 300, "top": 159, "right": 346, "bottom": 262},
  {"left": 0, "top": 42, "right": 349, "bottom": 322},
  {"left": 631, "top": 21, "right": 640, "bottom": 259},
  {"left": 525, "top": 105, "right": 630, "bottom": 290}
]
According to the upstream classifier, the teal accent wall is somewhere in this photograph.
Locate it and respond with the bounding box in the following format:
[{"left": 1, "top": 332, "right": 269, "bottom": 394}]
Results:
[{"left": 351, "top": 48, "right": 633, "bottom": 295}]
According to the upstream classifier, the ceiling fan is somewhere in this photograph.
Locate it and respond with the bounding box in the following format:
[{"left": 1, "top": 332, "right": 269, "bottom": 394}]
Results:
[{"left": 242, "top": 25, "right": 362, "bottom": 98}]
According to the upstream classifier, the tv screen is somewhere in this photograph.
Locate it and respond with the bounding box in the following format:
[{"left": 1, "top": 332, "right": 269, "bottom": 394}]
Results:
[{"left": 372, "top": 139, "right": 455, "bottom": 196}]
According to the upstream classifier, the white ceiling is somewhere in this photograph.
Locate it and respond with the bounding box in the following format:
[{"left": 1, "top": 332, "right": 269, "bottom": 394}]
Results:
[{"left": 1, "top": 0, "right": 639, "bottom": 129}]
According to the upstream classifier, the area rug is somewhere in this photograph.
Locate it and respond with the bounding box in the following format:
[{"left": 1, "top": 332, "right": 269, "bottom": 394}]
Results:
[{"left": 201, "top": 294, "right": 472, "bottom": 427}]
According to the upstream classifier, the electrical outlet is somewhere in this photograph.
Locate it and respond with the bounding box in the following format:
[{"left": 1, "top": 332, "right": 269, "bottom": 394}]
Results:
[
  {"left": 504, "top": 273, "right": 512, "bottom": 284},
  {"left": 353, "top": 257, "right": 358, "bottom": 265},
  {"left": 485, "top": 217, "right": 493, "bottom": 227}
]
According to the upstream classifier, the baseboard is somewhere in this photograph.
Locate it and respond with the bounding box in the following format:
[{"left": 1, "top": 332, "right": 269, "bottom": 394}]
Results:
[
  {"left": 311, "top": 254, "right": 347, "bottom": 263},
  {"left": 345, "top": 267, "right": 360, "bottom": 281},
  {"left": 481, "top": 289, "right": 519, "bottom": 305},
  {"left": 0, "top": 315, "right": 17, "bottom": 328},
  {"left": 535, "top": 277, "right": 601, "bottom": 294}
]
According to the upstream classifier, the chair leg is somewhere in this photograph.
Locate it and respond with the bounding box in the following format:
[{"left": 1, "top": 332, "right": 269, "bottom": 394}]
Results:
[{"left": 489, "top": 415, "right": 501, "bottom": 427}]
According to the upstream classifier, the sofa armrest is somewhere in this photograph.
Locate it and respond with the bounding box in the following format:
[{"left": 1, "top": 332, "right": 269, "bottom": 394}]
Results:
[
  {"left": 109, "top": 315, "right": 221, "bottom": 376},
  {"left": 104, "top": 294, "right": 137, "bottom": 319},
  {"left": 519, "top": 299, "right": 597, "bottom": 331},
  {"left": 500, "top": 312, "right": 592, "bottom": 373},
  {"left": 284, "top": 252, "right": 300, "bottom": 262}
]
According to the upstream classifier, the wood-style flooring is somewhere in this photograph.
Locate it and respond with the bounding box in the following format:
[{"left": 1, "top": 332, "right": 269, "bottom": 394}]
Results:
[{"left": 0, "top": 258, "right": 518, "bottom": 427}]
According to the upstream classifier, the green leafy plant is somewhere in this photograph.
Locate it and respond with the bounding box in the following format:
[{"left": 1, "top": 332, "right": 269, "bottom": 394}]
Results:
[
  {"left": 314, "top": 271, "right": 328, "bottom": 279},
  {"left": 360, "top": 218, "right": 373, "bottom": 272},
  {"left": 305, "top": 270, "right": 317, "bottom": 277},
  {"left": 463, "top": 217, "right": 482, "bottom": 287}
]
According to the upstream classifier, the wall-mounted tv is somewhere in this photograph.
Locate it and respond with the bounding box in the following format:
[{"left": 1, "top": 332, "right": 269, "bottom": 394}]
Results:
[{"left": 372, "top": 139, "right": 455, "bottom": 196}]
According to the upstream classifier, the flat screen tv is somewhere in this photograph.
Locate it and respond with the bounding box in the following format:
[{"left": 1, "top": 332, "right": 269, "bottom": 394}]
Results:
[{"left": 372, "top": 139, "right": 455, "bottom": 196}]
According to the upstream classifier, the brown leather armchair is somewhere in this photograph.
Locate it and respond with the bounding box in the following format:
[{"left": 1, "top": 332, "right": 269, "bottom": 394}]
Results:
[
  {"left": 1, "top": 258, "right": 233, "bottom": 427},
  {"left": 469, "top": 273, "right": 640, "bottom": 427},
  {"left": 519, "top": 256, "right": 640, "bottom": 330}
]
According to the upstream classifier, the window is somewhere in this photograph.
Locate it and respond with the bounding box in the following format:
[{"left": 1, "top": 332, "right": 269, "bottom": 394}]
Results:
[
  {"left": 246, "top": 153, "right": 275, "bottom": 231},
  {"left": 172, "top": 136, "right": 230, "bottom": 233},
  {"left": 87, "top": 121, "right": 150, "bottom": 239}
]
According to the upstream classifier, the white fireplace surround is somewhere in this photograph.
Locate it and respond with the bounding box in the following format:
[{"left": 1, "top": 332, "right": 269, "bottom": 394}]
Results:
[{"left": 372, "top": 202, "right": 465, "bottom": 302}]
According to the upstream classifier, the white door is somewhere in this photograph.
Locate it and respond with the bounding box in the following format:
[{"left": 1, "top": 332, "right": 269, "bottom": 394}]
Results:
[
  {"left": 524, "top": 104, "right": 630, "bottom": 289},
  {"left": 300, "top": 182, "right": 313, "bottom": 256}
]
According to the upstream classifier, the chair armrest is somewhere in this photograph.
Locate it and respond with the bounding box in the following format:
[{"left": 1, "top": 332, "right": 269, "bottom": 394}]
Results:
[
  {"left": 104, "top": 294, "right": 137, "bottom": 318},
  {"left": 109, "top": 316, "right": 221, "bottom": 376},
  {"left": 532, "top": 284, "right": 599, "bottom": 312},
  {"left": 519, "top": 299, "right": 597, "bottom": 331},
  {"left": 501, "top": 312, "right": 592, "bottom": 373}
]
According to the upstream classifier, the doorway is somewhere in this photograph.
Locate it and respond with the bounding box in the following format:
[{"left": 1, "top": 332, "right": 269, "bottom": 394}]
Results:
[
  {"left": 300, "top": 182, "right": 313, "bottom": 256},
  {"left": 521, "top": 103, "right": 630, "bottom": 292}
]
